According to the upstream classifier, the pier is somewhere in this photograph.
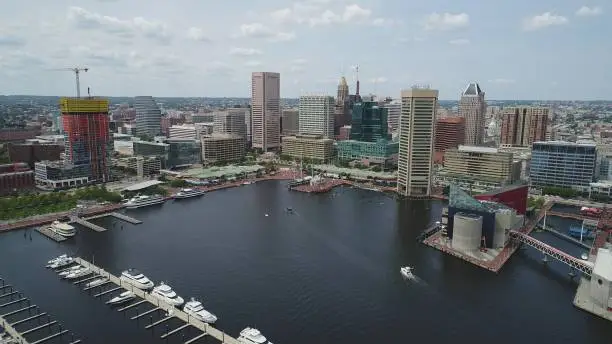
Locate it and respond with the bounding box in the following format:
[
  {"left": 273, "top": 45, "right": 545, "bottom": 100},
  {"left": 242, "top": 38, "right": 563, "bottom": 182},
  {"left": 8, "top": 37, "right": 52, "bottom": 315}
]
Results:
[
  {"left": 70, "top": 217, "right": 108, "bottom": 232},
  {"left": 84, "top": 212, "right": 142, "bottom": 224},
  {"left": 0, "top": 278, "right": 80, "bottom": 344},
  {"left": 34, "top": 227, "right": 66, "bottom": 242},
  {"left": 73, "top": 257, "right": 243, "bottom": 344}
]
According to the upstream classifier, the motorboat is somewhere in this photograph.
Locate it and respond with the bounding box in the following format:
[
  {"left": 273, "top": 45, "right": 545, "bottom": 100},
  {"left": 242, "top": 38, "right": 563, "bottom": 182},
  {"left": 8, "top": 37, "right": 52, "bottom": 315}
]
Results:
[
  {"left": 107, "top": 291, "right": 136, "bottom": 305},
  {"left": 242, "top": 181, "right": 254, "bottom": 185},
  {"left": 124, "top": 195, "right": 166, "bottom": 209},
  {"left": 47, "top": 256, "right": 75, "bottom": 269},
  {"left": 58, "top": 265, "right": 83, "bottom": 277},
  {"left": 174, "top": 188, "right": 206, "bottom": 199},
  {"left": 183, "top": 298, "right": 218, "bottom": 324},
  {"left": 151, "top": 282, "right": 184, "bottom": 307},
  {"left": 238, "top": 327, "right": 272, "bottom": 344},
  {"left": 400, "top": 266, "right": 414, "bottom": 279},
  {"left": 120, "top": 269, "right": 154, "bottom": 290},
  {"left": 64, "top": 267, "right": 91, "bottom": 280},
  {"left": 85, "top": 277, "right": 108, "bottom": 288},
  {"left": 47, "top": 254, "right": 68, "bottom": 265},
  {"left": 285, "top": 207, "right": 293, "bottom": 213},
  {"left": 48, "top": 220, "right": 77, "bottom": 238},
  {"left": 581, "top": 253, "right": 589, "bottom": 260}
]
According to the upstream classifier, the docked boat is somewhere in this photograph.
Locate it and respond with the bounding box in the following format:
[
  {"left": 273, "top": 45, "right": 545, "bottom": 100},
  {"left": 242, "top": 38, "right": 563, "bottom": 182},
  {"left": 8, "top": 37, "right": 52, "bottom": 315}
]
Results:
[
  {"left": 119, "top": 269, "right": 154, "bottom": 290},
  {"left": 124, "top": 195, "right": 166, "bottom": 209},
  {"left": 183, "top": 298, "right": 218, "bottom": 324},
  {"left": 64, "top": 267, "right": 91, "bottom": 280},
  {"left": 151, "top": 282, "right": 184, "bottom": 307},
  {"left": 47, "top": 254, "right": 68, "bottom": 265},
  {"left": 238, "top": 327, "right": 272, "bottom": 344},
  {"left": 107, "top": 291, "right": 136, "bottom": 305},
  {"left": 58, "top": 265, "right": 83, "bottom": 277},
  {"left": 242, "top": 181, "right": 254, "bottom": 185},
  {"left": 400, "top": 266, "right": 414, "bottom": 279},
  {"left": 47, "top": 256, "right": 75, "bottom": 269},
  {"left": 48, "top": 219, "right": 77, "bottom": 238},
  {"left": 85, "top": 277, "right": 108, "bottom": 288},
  {"left": 173, "top": 188, "right": 206, "bottom": 199}
]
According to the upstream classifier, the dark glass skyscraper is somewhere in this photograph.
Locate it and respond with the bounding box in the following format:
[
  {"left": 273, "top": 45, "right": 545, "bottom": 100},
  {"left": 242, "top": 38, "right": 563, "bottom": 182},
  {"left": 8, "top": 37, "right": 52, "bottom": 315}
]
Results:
[{"left": 350, "top": 101, "right": 390, "bottom": 143}]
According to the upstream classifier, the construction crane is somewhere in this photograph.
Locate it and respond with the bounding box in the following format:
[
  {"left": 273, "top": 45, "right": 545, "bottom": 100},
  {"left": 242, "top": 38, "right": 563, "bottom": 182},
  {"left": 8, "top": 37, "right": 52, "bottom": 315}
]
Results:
[{"left": 50, "top": 67, "right": 89, "bottom": 98}]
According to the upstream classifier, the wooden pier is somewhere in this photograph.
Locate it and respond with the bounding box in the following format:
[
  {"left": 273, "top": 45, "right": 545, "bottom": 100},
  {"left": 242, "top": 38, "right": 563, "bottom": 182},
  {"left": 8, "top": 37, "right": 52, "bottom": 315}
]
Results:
[
  {"left": 74, "top": 257, "right": 243, "bottom": 344},
  {"left": 0, "top": 278, "right": 80, "bottom": 344},
  {"left": 35, "top": 226, "right": 67, "bottom": 242},
  {"left": 71, "top": 217, "right": 108, "bottom": 232}
]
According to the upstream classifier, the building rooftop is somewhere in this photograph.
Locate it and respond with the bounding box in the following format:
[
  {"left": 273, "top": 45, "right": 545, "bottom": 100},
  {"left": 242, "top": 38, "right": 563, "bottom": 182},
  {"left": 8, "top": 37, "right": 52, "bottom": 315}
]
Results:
[
  {"left": 457, "top": 145, "right": 499, "bottom": 154},
  {"left": 592, "top": 248, "right": 612, "bottom": 281},
  {"left": 533, "top": 140, "right": 596, "bottom": 147},
  {"left": 122, "top": 180, "right": 165, "bottom": 191},
  {"left": 437, "top": 116, "right": 465, "bottom": 123},
  {"left": 462, "top": 82, "right": 483, "bottom": 96}
]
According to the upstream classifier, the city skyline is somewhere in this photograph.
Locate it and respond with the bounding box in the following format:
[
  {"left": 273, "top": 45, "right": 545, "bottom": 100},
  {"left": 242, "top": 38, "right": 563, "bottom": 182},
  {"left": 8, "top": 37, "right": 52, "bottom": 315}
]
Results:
[{"left": 0, "top": 1, "right": 609, "bottom": 100}]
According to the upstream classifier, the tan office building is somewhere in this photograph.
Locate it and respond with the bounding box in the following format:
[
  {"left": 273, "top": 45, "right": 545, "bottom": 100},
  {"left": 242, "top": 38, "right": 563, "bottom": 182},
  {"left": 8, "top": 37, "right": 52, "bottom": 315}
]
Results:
[
  {"left": 201, "top": 134, "right": 246, "bottom": 164},
  {"left": 281, "top": 134, "right": 334, "bottom": 163},
  {"left": 251, "top": 72, "right": 281, "bottom": 151}
]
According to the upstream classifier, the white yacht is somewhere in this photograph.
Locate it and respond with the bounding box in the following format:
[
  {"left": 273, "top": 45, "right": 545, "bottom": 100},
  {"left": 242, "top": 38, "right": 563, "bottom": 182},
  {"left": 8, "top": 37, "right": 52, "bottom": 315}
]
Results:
[
  {"left": 183, "top": 298, "right": 217, "bottom": 324},
  {"left": 400, "top": 266, "right": 414, "bottom": 279},
  {"left": 151, "top": 282, "right": 184, "bottom": 307},
  {"left": 124, "top": 195, "right": 166, "bottom": 209},
  {"left": 85, "top": 277, "right": 108, "bottom": 288},
  {"left": 47, "top": 254, "right": 68, "bottom": 265},
  {"left": 120, "top": 269, "right": 154, "bottom": 290},
  {"left": 64, "top": 267, "right": 91, "bottom": 280},
  {"left": 107, "top": 291, "right": 135, "bottom": 305},
  {"left": 174, "top": 188, "right": 206, "bottom": 199},
  {"left": 238, "top": 327, "right": 272, "bottom": 344},
  {"left": 48, "top": 220, "right": 76, "bottom": 238},
  {"left": 58, "top": 265, "right": 83, "bottom": 277},
  {"left": 47, "top": 256, "right": 75, "bottom": 269}
]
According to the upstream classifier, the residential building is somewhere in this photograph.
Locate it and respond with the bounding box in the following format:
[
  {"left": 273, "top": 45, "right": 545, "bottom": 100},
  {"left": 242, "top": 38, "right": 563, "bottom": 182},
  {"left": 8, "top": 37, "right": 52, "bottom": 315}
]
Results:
[
  {"left": 434, "top": 117, "right": 465, "bottom": 163},
  {"left": 530, "top": 141, "right": 597, "bottom": 191},
  {"left": 281, "top": 109, "right": 299, "bottom": 136},
  {"left": 201, "top": 134, "right": 246, "bottom": 164},
  {"left": 281, "top": 134, "right": 334, "bottom": 163},
  {"left": 298, "top": 95, "right": 334, "bottom": 138},
  {"left": 0, "top": 163, "right": 34, "bottom": 196},
  {"left": 251, "top": 72, "right": 281, "bottom": 151},
  {"left": 397, "top": 87, "right": 438, "bottom": 197},
  {"left": 459, "top": 83, "right": 486, "bottom": 146},
  {"left": 134, "top": 96, "right": 162, "bottom": 137},
  {"left": 500, "top": 106, "right": 549, "bottom": 147},
  {"left": 166, "top": 139, "right": 201, "bottom": 168},
  {"left": 213, "top": 109, "right": 248, "bottom": 140}
]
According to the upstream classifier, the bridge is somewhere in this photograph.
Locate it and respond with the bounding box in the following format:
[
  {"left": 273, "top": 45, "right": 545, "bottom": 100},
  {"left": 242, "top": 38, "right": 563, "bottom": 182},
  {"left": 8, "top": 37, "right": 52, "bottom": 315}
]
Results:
[{"left": 509, "top": 230, "right": 594, "bottom": 276}]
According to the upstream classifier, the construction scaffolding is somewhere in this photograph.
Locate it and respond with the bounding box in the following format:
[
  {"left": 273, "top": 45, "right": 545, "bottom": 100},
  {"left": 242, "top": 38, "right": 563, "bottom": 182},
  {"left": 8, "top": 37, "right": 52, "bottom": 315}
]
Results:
[{"left": 60, "top": 98, "right": 111, "bottom": 182}]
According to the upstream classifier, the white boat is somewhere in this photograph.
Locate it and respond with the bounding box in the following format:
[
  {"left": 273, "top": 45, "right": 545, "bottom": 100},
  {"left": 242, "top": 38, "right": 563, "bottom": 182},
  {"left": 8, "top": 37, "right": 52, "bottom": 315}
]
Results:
[
  {"left": 48, "top": 220, "right": 77, "bottom": 237},
  {"left": 107, "top": 291, "right": 136, "bottom": 305},
  {"left": 47, "top": 256, "right": 75, "bottom": 269},
  {"left": 64, "top": 267, "right": 91, "bottom": 280},
  {"left": 581, "top": 253, "right": 589, "bottom": 260},
  {"left": 400, "top": 266, "right": 414, "bottom": 279},
  {"left": 120, "top": 269, "right": 154, "bottom": 290},
  {"left": 85, "top": 277, "right": 108, "bottom": 288},
  {"left": 47, "top": 254, "right": 68, "bottom": 265},
  {"left": 238, "top": 327, "right": 272, "bottom": 344},
  {"left": 124, "top": 195, "right": 166, "bottom": 209},
  {"left": 58, "top": 265, "right": 83, "bottom": 277},
  {"left": 183, "top": 298, "right": 218, "bottom": 324},
  {"left": 174, "top": 188, "right": 206, "bottom": 199},
  {"left": 151, "top": 282, "right": 184, "bottom": 307},
  {"left": 242, "top": 181, "right": 254, "bottom": 185}
]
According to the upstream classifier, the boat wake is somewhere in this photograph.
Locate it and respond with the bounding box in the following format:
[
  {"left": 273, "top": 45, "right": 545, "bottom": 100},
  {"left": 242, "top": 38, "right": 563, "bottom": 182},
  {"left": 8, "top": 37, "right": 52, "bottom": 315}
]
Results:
[{"left": 402, "top": 273, "right": 427, "bottom": 286}]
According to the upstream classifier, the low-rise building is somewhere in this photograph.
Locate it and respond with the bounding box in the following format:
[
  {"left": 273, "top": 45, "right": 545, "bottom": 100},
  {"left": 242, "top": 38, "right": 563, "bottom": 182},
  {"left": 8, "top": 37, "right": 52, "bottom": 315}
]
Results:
[
  {"left": 7, "top": 142, "right": 64, "bottom": 168},
  {"left": 0, "top": 163, "right": 35, "bottom": 196},
  {"left": 281, "top": 134, "right": 334, "bottom": 163},
  {"left": 166, "top": 139, "right": 201, "bottom": 168},
  {"left": 336, "top": 139, "right": 399, "bottom": 167},
  {"left": 201, "top": 134, "right": 246, "bottom": 164},
  {"left": 34, "top": 161, "right": 90, "bottom": 189},
  {"left": 113, "top": 156, "right": 161, "bottom": 178}
]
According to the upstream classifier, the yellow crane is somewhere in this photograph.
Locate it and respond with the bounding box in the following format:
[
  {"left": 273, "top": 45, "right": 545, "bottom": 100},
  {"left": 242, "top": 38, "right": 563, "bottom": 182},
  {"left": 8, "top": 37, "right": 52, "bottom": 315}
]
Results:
[{"left": 50, "top": 67, "right": 89, "bottom": 98}]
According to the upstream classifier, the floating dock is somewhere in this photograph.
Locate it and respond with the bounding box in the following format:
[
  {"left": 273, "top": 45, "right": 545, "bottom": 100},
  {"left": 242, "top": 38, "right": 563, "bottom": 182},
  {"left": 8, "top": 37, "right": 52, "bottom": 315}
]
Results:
[
  {"left": 71, "top": 217, "right": 108, "bottom": 232},
  {"left": 84, "top": 212, "right": 142, "bottom": 224},
  {"left": 35, "top": 227, "right": 67, "bottom": 242},
  {"left": 0, "top": 278, "right": 80, "bottom": 344},
  {"left": 73, "top": 257, "right": 243, "bottom": 344}
]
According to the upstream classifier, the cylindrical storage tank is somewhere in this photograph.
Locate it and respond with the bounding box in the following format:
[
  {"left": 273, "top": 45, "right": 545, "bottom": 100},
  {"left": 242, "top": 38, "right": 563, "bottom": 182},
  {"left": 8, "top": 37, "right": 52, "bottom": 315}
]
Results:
[{"left": 452, "top": 212, "right": 483, "bottom": 251}]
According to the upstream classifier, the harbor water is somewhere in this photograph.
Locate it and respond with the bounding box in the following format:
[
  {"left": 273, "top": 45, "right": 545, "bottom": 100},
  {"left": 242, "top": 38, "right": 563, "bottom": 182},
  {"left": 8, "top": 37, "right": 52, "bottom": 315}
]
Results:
[{"left": 0, "top": 180, "right": 611, "bottom": 343}]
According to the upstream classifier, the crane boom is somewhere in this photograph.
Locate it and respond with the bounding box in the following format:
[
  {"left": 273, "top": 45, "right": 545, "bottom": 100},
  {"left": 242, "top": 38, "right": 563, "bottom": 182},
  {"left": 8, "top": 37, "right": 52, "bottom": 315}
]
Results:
[{"left": 49, "top": 67, "right": 89, "bottom": 98}]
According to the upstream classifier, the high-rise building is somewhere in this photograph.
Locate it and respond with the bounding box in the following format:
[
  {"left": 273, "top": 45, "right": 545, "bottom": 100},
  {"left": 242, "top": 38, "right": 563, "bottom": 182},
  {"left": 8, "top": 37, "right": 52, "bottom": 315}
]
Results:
[
  {"left": 334, "top": 76, "right": 351, "bottom": 133},
  {"left": 213, "top": 109, "right": 248, "bottom": 140},
  {"left": 530, "top": 141, "right": 597, "bottom": 191},
  {"left": 61, "top": 97, "right": 111, "bottom": 182},
  {"left": 134, "top": 96, "right": 162, "bottom": 137},
  {"left": 397, "top": 88, "right": 438, "bottom": 197},
  {"left": 459, "top": 82, "right": 486, "bottom": 146},
  {"left": 281, "top": 134, "right": 334, "bottom": 163},
  {"left": 435, "top": 117, "right": 466, "bottom": 163},
  {"left": 350, "top": 101, "right": 390, "bottom": 142},
  {"left": 281, "top": 109, "right": 299, "bottom": 136},
  {"left": 500, "top": 106, "right": 549, "bottom": 147},
  {"left": 298, "top": 95, "right": 334, "bottom": 138},
  {"left": 251, "top": 72, "right": 281, "bottom": 151},
  {"left": 201, "top": 134, "right": 246, "bottom": 164},
  {"left": 381, "top": 99, "right": 401, "bottom": 133}
]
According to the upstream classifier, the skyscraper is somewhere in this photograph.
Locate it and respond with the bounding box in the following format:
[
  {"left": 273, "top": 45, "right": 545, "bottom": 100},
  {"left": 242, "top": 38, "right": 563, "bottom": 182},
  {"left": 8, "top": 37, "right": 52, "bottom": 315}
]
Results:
[
  {"left": 298, "top": 95, "right": 334, "bottom": 138},
  {"left": 350, "top": 101, "right": 390, "bottom": 142},
  {"left": 334, "top": 76, "right": 351, "bottom": 134},
  {"left": 251, "top": 72, "right": 281, "bottom": 151},
  {"left": 500, "top": 106, "right": 549, "bottom": 147},
  {"left": 134, "top": 96, "right": 162, "bottom": 137},
  {"left": 397, "top": 87, "right": 438, "bottom": 197},
  {"left": 60, "top": 97, "right": 111, "bottom": 182},
  {"left": 434, "top": 117, "right": 466, "bottom": 163},
  {"left": 459, "top": 82, "right": 486, "bottom": 146}
]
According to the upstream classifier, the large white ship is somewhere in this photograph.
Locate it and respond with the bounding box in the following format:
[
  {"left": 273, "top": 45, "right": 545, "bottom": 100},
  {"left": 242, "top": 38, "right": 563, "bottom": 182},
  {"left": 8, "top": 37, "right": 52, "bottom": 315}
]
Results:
[
  {"left": 173, "top": 188, "right": 206, "bottom": 199},
  {"left": 124, "top": 195, "right": 166, "bottom": 209}
]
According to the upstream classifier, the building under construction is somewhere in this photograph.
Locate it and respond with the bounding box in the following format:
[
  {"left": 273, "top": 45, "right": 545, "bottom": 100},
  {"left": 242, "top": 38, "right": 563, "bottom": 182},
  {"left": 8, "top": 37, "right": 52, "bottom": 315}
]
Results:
[{"left": 60, "top": 97, "right": 111, "bottom": 182}]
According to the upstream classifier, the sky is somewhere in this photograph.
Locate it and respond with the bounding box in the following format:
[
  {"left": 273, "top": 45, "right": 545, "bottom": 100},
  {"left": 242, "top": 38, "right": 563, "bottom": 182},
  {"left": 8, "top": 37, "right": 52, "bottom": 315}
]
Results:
[{"left": 0, "top": 0, "right": 609, "bottom": 100}]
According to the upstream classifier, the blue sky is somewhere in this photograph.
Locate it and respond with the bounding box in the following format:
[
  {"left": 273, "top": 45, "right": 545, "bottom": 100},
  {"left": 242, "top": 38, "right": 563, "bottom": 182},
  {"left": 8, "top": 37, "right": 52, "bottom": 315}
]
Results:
[{"left": 0, "top": 0, "right": 609, "bottom": 100}]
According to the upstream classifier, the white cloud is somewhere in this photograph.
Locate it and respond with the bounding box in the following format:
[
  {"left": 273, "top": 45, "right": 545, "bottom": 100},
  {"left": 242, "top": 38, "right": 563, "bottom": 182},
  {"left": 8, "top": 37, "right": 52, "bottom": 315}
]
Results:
[
  {"left": 576, "top": 6, "right": 603, "bottom": 17},
  {"left": 371, "top": 18, "right": 398, "bottom": 27},
  {"left": 370, "top": 77, "right": 388, "bottom": 83},
  {"left": 204, "top": 61, "right": 235, "bottom": 76},
  {"left": 292, "top": 58, "right": 308, "bottom": 65},
  {"left": 187, "top": 27, "right": 210, "bottom": 42},
  {"left": 244, "top": 60, "right": 262, "bottom": 67},
  {"left": 0, "top": 31, "right": 25, "bottom": 46},
  {"left": 423, "top": 12, "right": 469, "bottom": 31},
  {"left": 271, "top": 3, "right": 384, "bottom": 27},
  {"left": 229, "top": 47, "right": 263, "bottom": 56},
  {"left": 449, "top": 38, "right": 470, "bottom": 45},
  {"left": 67, "top": 6, "right": 171, "bottom": 43},
  {"left": 523, "top": 12, "right": 568, "bottom": 31},
  {"left": 489, "top": 78, "right": 516, "bottom": 84},
  {"left": 236, "top": 22, "right": 295, "bottom": 42}
]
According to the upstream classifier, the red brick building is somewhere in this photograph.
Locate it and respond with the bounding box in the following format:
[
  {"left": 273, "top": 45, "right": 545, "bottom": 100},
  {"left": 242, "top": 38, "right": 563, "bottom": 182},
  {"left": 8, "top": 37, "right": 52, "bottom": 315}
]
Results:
[
  {"left": 0, "top": 163, "right": 35, "bottom": 196},
  {"left": 434, "top": 117, "right": 465, "bottom": 164}
]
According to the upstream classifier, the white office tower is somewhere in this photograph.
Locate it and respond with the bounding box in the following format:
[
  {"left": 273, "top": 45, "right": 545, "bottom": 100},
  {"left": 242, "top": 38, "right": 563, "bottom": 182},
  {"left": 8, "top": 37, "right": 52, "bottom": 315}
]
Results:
[
  {"left": 134, "top": 96, "right": 162, "bottom": 137},
  {"left": 397, "top": 87, "right": 438, "bottom": 197},
  {"left": 298, "top": 95, "right": 335, "bottom": 138}
]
